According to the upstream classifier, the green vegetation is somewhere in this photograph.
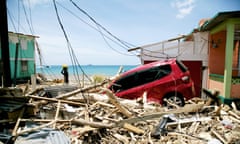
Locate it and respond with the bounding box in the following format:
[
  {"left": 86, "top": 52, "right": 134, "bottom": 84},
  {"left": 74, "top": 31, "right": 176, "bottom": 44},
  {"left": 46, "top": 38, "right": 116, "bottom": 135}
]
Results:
[{"left": 92, "top": 74, "right": 106, "bottom": 84}]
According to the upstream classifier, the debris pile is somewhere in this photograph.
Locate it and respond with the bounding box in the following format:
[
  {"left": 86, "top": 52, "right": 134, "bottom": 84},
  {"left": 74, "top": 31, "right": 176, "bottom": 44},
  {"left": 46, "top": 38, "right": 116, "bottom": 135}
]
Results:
[{"left": 0, "top": 83, "right": 240, "bottom": 144}]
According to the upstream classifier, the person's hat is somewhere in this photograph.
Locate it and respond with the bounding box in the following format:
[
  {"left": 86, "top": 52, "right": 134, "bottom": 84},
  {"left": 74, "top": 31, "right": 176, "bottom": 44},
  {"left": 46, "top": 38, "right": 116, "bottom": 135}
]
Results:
[{"left": 62, "top": 64, "right": 68, "bottom": 68}]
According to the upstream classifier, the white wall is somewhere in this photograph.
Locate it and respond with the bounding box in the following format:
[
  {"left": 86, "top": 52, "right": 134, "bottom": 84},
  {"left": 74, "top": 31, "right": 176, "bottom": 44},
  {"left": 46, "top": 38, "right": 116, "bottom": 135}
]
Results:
[{"left": 141, "top": 32, "right": 209, "bottom": 66}]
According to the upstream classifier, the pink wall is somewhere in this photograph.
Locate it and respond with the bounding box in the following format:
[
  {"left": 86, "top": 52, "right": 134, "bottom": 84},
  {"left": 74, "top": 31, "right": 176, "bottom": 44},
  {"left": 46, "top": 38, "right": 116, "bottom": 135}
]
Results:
[
  {"left": 208, "top": 31, "right": 226, "bottom": 75},
  {"left": 208, "top": 30, "right": 240, "bottom": 98}
]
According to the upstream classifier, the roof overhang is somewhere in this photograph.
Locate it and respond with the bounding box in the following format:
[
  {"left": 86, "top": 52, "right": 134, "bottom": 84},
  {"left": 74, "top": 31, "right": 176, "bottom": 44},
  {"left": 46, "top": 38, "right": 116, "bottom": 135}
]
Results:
[
  {"left": 199, "top": 11, "right": 240, "bottom": 34},
  {"left": 8, "top": 31, "right": 39, "bottom": 38}
]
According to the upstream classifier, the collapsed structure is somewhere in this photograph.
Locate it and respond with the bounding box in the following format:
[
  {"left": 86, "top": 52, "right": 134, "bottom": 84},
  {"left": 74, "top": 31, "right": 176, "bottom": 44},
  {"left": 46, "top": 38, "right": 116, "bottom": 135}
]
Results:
[{"left": 0, "top": 80, "right": 240, "bottom": 143}]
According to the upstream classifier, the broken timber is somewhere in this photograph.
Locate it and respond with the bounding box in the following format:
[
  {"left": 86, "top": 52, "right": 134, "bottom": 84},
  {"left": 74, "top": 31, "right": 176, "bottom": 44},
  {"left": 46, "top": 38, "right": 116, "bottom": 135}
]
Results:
[
  {"left": 101, "top": 88, "right": 133, "bottom": 118},
  {"left": 116, "top": 103, "right": 204, "bottom": 127}
]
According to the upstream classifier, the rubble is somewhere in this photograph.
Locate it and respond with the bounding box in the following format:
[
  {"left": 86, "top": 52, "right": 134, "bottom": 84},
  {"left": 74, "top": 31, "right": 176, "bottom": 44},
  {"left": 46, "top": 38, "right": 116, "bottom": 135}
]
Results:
[{"left": 0, "top": 82, "right": 240, "bottom": 144}]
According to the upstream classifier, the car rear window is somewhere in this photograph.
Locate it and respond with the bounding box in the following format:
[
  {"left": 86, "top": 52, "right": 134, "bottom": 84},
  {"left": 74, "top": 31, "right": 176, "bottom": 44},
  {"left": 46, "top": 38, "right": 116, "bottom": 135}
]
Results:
[
  {"left": 176, "top": 60, "right": 188, "bottom": 72},
  {"left": 111, "top": 64, "right": 171, "bottom": 92},
  {"left": 138, "top": 64, "right": 171, "bottom": 84}
]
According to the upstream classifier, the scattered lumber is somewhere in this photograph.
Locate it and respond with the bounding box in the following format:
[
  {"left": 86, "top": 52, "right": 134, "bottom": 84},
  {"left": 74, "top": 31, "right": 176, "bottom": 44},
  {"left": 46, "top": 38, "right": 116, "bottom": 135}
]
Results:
[
  {"left": 1, "top": 84, "right": 240, "bottom": 144},
  {"left": 56, "top": 82, "right": 107, "bottom": 99},
  {"left": 101, "top": 88, "right": 133, "bottom": 118},
  {"left": 72, "top": 118, "right": 114, "bottom": 128},
  {"left": 123, "top": 123, "right": 144, "bottom": 134},
  {"left": 27, "top": 95, "right": 85, "bottom": 106},
  {"left": 16, "top": 120, "right": 57, "bottom": 137},
  {"left": 116, "top": 103, "right": 204, "bottom": 126}
]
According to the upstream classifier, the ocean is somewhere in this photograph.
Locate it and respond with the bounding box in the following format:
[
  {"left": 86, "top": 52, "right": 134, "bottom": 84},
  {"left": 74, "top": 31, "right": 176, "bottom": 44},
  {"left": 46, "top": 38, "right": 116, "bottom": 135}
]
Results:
[{"left": 36, "top": 65, "right": 137, "bottom": 79}]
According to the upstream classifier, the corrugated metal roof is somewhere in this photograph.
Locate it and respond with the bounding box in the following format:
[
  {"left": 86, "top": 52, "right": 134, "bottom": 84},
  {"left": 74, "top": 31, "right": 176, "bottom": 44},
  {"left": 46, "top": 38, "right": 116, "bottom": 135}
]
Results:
[{"left": 8, "top": 31, "right": 39, "bottom": 38}]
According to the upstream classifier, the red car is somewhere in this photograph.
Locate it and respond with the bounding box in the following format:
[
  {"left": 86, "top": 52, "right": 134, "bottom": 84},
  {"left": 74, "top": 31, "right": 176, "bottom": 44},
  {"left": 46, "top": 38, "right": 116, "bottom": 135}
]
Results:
[{"left": 108, "top": 59, "right": 195, "bottom": 106}]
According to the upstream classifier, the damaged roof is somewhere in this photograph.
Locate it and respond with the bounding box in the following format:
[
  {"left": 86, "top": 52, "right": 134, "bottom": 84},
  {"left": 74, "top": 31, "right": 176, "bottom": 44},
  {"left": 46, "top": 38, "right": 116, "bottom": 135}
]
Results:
[{"left": 200, "top": 11, "right": 240, "bottom": 31}]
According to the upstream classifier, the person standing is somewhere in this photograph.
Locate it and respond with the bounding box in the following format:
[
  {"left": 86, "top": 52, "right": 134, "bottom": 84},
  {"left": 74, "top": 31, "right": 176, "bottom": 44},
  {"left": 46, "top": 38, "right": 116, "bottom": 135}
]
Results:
[{"left": 61, "top": 64, "right": 69, "bottom": 84}]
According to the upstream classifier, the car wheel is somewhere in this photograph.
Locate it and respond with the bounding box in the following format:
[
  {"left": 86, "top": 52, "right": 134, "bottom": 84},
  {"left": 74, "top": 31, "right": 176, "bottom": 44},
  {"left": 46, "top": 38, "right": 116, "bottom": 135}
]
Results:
[{"left": 163, "top": 94, "right": 185, "bottom": 108}]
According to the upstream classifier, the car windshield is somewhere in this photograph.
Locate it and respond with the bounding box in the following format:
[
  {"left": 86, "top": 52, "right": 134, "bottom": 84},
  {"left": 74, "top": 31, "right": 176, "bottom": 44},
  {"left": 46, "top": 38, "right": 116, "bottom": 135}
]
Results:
[{"left": 111, "top": 64, "right": 171, "bottom": 92}]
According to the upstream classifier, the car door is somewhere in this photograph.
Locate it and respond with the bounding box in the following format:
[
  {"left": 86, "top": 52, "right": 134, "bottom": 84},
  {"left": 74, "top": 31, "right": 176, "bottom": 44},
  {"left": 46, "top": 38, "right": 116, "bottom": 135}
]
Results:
[{"left": 143, "top": 64, "right": 173, "bottom": 102}]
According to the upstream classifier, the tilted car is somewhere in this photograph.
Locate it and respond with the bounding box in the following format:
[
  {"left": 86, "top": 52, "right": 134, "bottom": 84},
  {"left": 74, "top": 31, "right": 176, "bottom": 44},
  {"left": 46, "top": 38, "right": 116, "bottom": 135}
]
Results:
[{"left": 108, "top": 59, "right": 196, "bottom": 106}]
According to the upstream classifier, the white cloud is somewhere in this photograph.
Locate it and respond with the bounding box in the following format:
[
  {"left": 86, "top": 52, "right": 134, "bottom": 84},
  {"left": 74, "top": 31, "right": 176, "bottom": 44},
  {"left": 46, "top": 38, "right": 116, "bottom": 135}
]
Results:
[{"left": 171, "top": 0, "right": 195, "bottom": 19}]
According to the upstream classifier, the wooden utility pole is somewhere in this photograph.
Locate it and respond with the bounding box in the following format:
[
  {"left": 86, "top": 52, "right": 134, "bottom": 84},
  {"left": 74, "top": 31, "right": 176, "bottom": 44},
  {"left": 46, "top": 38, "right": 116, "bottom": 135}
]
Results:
[{"left": 0, "top": 0, "right": 12, "bottom": 87}]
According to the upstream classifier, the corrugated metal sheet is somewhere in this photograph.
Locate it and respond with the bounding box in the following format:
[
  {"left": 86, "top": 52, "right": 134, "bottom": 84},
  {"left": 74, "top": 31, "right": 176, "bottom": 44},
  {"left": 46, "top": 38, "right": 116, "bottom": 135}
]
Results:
[
  {"left": 43, "top": 85, "right": 78, "bottom": 98},
  {"left": 0, "top": 133, "right": 12, "bottom": 144},
  {"left": 15, "top": 127, "right": 70, "bottom": 144},
  {"left": 0, "top": 97, "right": 29, "bottom": 112}
]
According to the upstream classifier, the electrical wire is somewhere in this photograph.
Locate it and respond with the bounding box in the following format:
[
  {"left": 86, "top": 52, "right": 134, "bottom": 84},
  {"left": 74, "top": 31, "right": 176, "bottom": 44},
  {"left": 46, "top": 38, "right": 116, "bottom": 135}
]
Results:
[
  {"left": 52, "top": 0, "right": 92, "bottom": 85},
  {"left": 27, "top": 0, "right": 35, "bottom": 34},
  {"left": 141, "top": 51, "right": 174, "bottom": 59},
  {"left": 22, "top": 0, "right": 59, "bottom": 80},
  {"left": 21, "top": 0, "right": 34, "bottom": 34},
  {"left": 69, "top": 0, "right": 142, "bottom": 57},
  {"left": 8, "top": 1, "right": 55, "bottom": 82},
  {"left": 53, "top": 0, "right": 91, "bottom": 104},
  {"left": 35, "top": 41, "right": 59, "bottom": 80},
  {"left": 70, "top": 0, "right": 132, "bottom": 50},
  {"left": 56, "top": 1, "right": 137, "bottom": 57},
  {"left": 7, "top": 9, "right": 18, "bottom": 32},
  {"left": 96, "top": 22, "right": 136, "bottom": 56},
  {"left": 53, "top": 0, "right": 81, "bottom": 83}
]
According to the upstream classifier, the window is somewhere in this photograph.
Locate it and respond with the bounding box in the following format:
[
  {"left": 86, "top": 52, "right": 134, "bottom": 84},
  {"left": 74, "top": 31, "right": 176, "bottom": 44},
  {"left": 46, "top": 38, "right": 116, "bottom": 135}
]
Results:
[
  {"left": 20, "top": 39, "right": 27, "bottom": 50},
  {"left": 137, "top": 65, "right": 171, "bottom": 85},
  {"left": 111, "top": 64, "right": 171, "bottom": 92},
  {"left": 111, "top": 72, "right": 138, "bottom": 92},
  {"left": 21, "top": 60, "right": 28, "bottom": 72}
]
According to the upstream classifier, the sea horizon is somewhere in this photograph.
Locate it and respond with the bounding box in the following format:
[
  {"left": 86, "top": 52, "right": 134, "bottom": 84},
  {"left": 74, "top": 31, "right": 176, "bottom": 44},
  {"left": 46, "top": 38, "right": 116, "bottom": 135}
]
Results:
[{"left": 36, "top": 64, "right": 138, "bottom": 80}]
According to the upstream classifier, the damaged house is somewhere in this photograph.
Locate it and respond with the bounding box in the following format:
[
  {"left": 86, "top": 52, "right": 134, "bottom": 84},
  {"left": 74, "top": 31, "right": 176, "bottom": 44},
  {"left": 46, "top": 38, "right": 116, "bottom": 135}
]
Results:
[
  {"left": 0, "top": 5, "right": 240, "bottom": 143},
  {"left": 0, "top": 32, "right": 38, "bottom": 85},
  {"left": 129, "top": 11, "right": 240, "bottom": 102}
]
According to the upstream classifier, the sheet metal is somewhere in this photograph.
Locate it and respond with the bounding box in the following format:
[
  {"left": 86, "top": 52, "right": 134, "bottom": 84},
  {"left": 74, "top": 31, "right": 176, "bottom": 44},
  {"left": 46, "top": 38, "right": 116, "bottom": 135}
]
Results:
[
  {"left": 15, "top": 127, "right": 70, "bottom": 144},
  {"left": 43, "top": 85, "right": 78, "bottom": 97}
]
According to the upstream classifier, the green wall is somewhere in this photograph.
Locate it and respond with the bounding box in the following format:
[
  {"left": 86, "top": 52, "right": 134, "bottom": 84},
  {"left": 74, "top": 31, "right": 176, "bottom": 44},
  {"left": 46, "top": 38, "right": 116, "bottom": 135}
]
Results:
[{"left": 0, "top": 33, "right": 36, "bottom": 82}]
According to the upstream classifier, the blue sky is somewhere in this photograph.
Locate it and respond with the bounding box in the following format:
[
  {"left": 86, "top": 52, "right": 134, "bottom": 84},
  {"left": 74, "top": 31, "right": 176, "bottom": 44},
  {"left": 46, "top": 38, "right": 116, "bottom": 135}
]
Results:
[{"left": 7, "top": 0, "right": 240, "bottom": 65}]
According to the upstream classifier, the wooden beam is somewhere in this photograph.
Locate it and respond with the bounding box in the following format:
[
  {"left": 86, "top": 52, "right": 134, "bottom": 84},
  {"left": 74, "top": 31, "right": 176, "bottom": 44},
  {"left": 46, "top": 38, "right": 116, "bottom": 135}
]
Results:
[
  {"left": 27, "top": 95, "right": 85, "bottom": 106},
  {"left": 101, "top": 88, "right": 133, "bottom": 118},
  {"left": 116, "top": 103, "right": 204, "bottom": 127}
]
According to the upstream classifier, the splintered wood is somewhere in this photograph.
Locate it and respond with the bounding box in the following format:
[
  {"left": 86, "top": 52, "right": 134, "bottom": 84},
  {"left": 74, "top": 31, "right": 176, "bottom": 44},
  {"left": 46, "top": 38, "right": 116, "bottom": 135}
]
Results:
[{"left": 5, "top": 84, "right": 240, "bottom": 144}]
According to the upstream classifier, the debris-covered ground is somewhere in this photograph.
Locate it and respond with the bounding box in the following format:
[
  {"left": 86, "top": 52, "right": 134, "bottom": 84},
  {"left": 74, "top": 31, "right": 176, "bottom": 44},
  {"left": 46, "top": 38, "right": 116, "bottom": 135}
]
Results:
[{"left": 0, "top": 81, "right": 240, "bottom": 144}]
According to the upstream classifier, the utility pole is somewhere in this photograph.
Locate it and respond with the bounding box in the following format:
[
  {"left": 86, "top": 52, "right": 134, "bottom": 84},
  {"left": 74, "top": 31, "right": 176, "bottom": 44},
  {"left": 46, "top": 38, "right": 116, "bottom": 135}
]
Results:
[{"left": 0, "top": 0, "right": 12, "bottom": 87}]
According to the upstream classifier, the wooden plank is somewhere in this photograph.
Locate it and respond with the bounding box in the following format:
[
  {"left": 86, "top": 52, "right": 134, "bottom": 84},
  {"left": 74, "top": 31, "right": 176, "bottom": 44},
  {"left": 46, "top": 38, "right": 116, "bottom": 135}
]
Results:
[
  {"left": 123, "top": 123, "right": 144, "bottom": 134},
  {"left": 56, "top": 82, "right": 106, "bottom": 99},
  {"left": 53, "top": 101, "right": 61, "bottom": 128},
  {"left": 101, "top": 88, "right": 133, "bottom": 118},
  {"left": 72, "top": 118, "right": 114, "bottom": 128},
  {"left": 72, "top": 126, "right": 97, "bottom": 135},
  {"left": 113, "top": 133, "right": 129, "bottom": 143},
  {"left": 27, "top": 95, "right": 85, "bottom": 106},
  {"left": 12, "top": 107, "right": 26, "bottom": 136},
  {"left": 16, "top": 120, "right": 57, "bottom": 137},
  {"left": 211, "top": 130, "right": 227, "bottom": 144}
]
